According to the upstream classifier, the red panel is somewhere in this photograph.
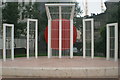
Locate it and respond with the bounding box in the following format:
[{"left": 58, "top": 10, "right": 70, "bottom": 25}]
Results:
[{"left": 44, "top": 19, "right": 77, "bottom": 50}]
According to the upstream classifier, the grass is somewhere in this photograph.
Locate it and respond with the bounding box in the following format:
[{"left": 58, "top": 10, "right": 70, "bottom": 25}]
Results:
[
  {"left": 94, "top": 56, "right": 105, "bottom": 57},
  {"left": 14, "top": 53, "right": 47, "bottom": 58},
  {"left": 15, "top": 54, "right": 27, "bottom": 58},
  {"left": 2, "top": 53, "right": 105, "bottom": 58}
]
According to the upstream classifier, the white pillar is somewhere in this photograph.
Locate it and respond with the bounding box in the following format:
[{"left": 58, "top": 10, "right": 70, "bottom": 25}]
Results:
[
  {"left": 106, "top": 23, "right": 118, "bottom": 61},
  {"left": 59, "top": 6, "right": 62, "bottom": 58},
  {"left": 35, "top": 20, "right": 38, "bottom": 59},
  {"left": 3, "top": 24, "right": 6, "bottom": 61},
  {"left": 11, "top": 25, "right": 14, "bottom": 60},
  {"left": 83, "top": 19, "right": 86, "bottom": 58},
  {"left": 106, "top": 24, "right": 110, "bottom": 60},
  {"left": 27, "top": 19, "right": 30, "bottom": 59},
  {"left": 83, "top": 19, "right": 94, "bottom": 59},
  {"left": 3, "top": 24, "right": 14, "bottom": 61},
  {"left": 27, "top": 19, "right": 38, "bottom": 59},
  {"left": 70, "top": 19, "right": 73, "bottom": 58},
  {"left": 91, "top": 19, "right": 94, "bottom": 59},
  {"left": 114, "top": 23, "right": 118, "bottom": 61},
  {"left": 48, "top": 19, "right": 51, "bottom": 58}
]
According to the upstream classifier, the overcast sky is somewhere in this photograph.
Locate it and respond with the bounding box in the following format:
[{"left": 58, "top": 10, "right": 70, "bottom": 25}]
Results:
[{"left": 76, "top": 0, "right": 107, "bottom": 16}]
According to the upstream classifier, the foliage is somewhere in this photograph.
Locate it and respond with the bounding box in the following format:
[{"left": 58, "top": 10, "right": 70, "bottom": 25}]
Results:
[
  {"left": 0, "top": 7, "right": 2, "bottom": 25},
  {"left": 25, "top": 2, "right": 48, "bottom": 51},
  {"left": 94, "top": 26, "right": 106, "bottom": 57},
  {"left": 118, "top": 1, "right": 120, "bottom": 30},
  {"left": 105, "top": 2, "right": 119, "bottom": 23},
  {"left": 74, "top": 17, "right": 83, "bottom": 30},
  {"left": 31, "top": 2, "right": 48, "bottom": 47},
  {"left": 2, "top": 2, "right": 20, "bottom": 37},
  {"left": 2, "top": 2, "right": 19, "bottom": 23},
  {"left": 74, "top": 2, "right": 83, "bottom": 17},
  {"left": 73, "top": 2, "right": 83, "bottom": 30},
  {"left": 16, "top": 22, "right": 26, "bottom": 38},
  {"left": 94, "top": 2, "right": 119, "bottom": 57}
]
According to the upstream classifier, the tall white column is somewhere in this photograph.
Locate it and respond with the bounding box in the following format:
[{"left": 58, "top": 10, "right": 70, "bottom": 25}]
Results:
[
  {"left": 91, "top": 19, "right": 94, "bottom": 59},
  {"left": 11, "top": 25, "right": 14, "bottom": 60},
  {"left": 48, "top": 19, "right": 51, "bottom": 58},
  {"left": 70, "top": 19, "right": 73, "bottom": 58},
  {"left": 3, "top": 24, "right": 6, "bottom": 61},
  {"left": 35, "top": 20, "right": 38, "bottom": 59},
  {"left": 27, "top": 19, "right": 30, "bottom": 59},
  {"left": 83, "top": 19, "right": 94, "bottom": 59},
  {"left": 59, "top": 6, "right": 62, "bottom": 58},
  {"left": 115, "top": 23, "right": 118, "bottom": 61},
  {"left": 83, "top": 19, "right": 86, "bottom": 58},
  {"left": 27, "top": 19, "right": 38, "bottom": 59},
  {"left": 3, "top": 24, "right": 14, "bottom": 61},
  {"left": 106, "top": 23, "right": 118, "bottom": 61}
]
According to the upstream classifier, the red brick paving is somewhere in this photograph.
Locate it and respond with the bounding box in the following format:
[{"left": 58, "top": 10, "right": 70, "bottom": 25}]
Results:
[{"left": 2, "top": 56, "right": 118, "bottom": 68}]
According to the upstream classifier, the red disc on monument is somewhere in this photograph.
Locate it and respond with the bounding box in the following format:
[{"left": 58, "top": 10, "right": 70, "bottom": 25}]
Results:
[{"left": 44, "top": 19, "right": 77, "bottom": 50}]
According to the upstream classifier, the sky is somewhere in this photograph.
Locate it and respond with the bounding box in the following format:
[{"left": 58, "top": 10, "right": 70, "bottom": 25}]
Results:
[{"left": 76, "top": 0, "right": 107, "bottom": 16}]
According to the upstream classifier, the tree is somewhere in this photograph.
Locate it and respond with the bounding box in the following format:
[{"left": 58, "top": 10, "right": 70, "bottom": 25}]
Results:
[
  {"left": 74, "top": 2, "right": 83, "bottom": 30},
  {"left": 23, "top": 2, "right": 48, "bottom": 52},
  {"left": 32, "top": 2, "right": 48, "bottom": 32},
  {"left": 94, "top": 2, "right": 119, "bottom": 57},
  {"left": 2, "top": 2, "right": 20, "bottom": 37},
  {"left": 32, "top": 2, "right": 48, "bottom": 51},
  {"left": 105, "top": 2, "right": 118, "bottom": 23},
  {"left": 74, "top": 2, "right": 83, "bottom": 17},
  {"left": 95, "top": 26, "right": 106, "bottom": 57},
  {"left": 23, "top": 2, "right": 33, "bottom": 18}
]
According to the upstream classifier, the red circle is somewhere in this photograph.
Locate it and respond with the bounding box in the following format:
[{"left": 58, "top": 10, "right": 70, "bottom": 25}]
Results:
[{"left": 44, "top": 19, "right": 77, "bottom": 50}]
